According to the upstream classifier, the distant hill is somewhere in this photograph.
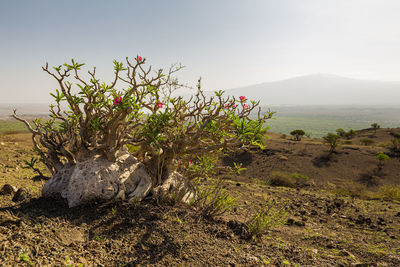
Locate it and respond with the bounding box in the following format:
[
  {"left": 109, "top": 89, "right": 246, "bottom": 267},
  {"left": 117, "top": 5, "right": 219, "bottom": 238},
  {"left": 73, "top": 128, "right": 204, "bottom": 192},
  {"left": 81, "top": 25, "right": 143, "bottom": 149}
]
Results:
[{"left": 219, "top": 74, "right": 400, "bottom": 106}]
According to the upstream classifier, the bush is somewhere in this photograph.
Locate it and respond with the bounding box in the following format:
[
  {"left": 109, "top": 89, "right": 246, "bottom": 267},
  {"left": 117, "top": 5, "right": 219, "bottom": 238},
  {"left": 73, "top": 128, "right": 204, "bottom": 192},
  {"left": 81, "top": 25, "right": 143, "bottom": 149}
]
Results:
[
  {"left": 371, "top": 123, "right": 380, "bottom": 133},
  {"left": 192, "top": 178, "right": 237, "bottom": 218},
  {"left": 344, "top": 129, "right": 357, "bottom": 139},
  {"left": 290, "top": 129, "right": 305, "bottom": 141},
  {"left": 343, "top": 140, "right": 353, "bottom": 145},
  {"left": 266, "top": 171, "right": 309, "bottom": 188},
  {"left": 246, "top": 198, "right": 289, "bottom": 241},
  {"left": 13, "top": 57, "right": 274, "bottom": 202},
  {"left": 376, "top": 185, "right": 400, "bottom": 201},
  {"left": 323, "top": 133, "right": 341, "bottom": 153},
  {"left": 390, "top": 138, "right": 400, "bottom": 152},
  {"left": 390, "top": 132, "right": 400, "bottom": 139},
  {"left": 335, "top": 128, "right": 357, "bottom": 139},
  {"left": 360, "top": 138, "right": 375, "bottom": 146},
  {"left": 376, "top": 152, "right": 390, "bottom": 170},
  {"left": 336, "top": 128, "right": 346, "bottom": 137},
  {"left": 332, "top": 182, "right": 368, "bottom": 199}
]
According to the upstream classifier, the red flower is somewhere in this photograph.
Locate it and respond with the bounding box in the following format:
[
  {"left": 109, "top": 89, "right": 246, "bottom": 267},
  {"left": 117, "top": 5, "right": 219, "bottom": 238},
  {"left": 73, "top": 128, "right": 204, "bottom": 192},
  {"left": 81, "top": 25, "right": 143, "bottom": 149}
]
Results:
[
  {"left": 244, "top": 104, "right": 249, "bottom": 109},
  {"left": 239, "top": 96, "right": 246, "bottom": 101},
  {"left": 113, "top": 96, "right": 122, "bottom": 105},
  {"left": 232, "top": 104, "right": 236, "bottom": 108},
  {"left": 136, "top": 56, "right": 143, "bottom": 62},
  {"left": 157, "top": 102, "right": 163, "bottom": 108}
]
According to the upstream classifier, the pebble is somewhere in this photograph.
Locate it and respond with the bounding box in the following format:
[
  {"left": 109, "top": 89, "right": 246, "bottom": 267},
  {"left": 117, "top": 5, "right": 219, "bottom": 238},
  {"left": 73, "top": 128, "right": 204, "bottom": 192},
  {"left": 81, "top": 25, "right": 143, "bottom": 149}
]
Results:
[{"left": 0, "top": 184, "right": 17, "bottom": 195}]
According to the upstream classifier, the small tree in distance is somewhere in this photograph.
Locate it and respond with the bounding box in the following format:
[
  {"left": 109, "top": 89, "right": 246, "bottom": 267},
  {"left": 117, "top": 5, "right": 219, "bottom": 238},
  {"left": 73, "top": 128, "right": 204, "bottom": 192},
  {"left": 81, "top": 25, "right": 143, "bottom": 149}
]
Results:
[
  {"left": 290, "top": 129, "right": 305, "bottom": 141},
  {"left": 323, "top": 133, "right": 341, "bottom": 153},
  {"left": 371, "top": 123, "right": 380, "bottom": 134}
]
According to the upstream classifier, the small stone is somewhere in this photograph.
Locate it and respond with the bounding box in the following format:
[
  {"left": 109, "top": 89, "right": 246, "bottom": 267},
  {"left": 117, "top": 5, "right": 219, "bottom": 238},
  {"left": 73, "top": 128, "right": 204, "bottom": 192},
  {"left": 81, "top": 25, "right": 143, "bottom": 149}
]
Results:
[
  {"left": 0, "top": 184, "right": 17, "bottom": 195},
  {"left": 12, "top": 188, "right": 30, "bottom": 202}
]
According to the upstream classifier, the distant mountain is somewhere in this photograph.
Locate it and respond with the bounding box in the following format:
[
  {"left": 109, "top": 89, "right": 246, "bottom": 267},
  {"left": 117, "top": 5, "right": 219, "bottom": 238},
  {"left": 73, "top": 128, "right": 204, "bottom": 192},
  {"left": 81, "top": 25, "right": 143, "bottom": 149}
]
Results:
[{"left": 218, "top": 74, "right": 400, "bottom": 106}]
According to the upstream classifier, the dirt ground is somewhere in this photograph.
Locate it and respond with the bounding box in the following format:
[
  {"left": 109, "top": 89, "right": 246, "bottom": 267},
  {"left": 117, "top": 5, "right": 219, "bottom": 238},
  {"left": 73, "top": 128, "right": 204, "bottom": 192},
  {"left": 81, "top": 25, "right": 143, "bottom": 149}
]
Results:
[{"left": 0, "top": 129, "right": 399, "bottom": 266}]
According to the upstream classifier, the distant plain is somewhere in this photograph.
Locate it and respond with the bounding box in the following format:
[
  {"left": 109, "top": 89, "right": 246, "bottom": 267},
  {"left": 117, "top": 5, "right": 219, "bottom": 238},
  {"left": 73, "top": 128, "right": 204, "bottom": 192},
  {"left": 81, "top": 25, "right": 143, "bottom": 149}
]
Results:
[{"left": 1, "top": 104, "right": 399, "bottom": 137}]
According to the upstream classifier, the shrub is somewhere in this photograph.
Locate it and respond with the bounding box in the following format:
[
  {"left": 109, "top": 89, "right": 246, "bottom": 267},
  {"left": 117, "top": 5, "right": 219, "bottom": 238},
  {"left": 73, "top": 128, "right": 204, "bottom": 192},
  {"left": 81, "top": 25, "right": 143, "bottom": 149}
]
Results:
[
  {"left": 192, "top": 178, "right": 237, "bottom": 218},
  {"left": 323, "top": 133, "right": 341, "bottom": 153},
  {"left": 183, "top": 154, "right": 237, "bottom": 217},
  {"left": 290, "top": 129, "right": 305, "bottom": 141},
  {"left": 360, "top": 138, "right": 375, "bottom": 146},
  {"left": 371, "top": 123, "right": 380, "bottom": 134},
  {"left": 345, "top": 129, "right": 357, "bottom": 139},
  {"left": 246, "top": 198, "right": 289, "bottom": 241},
  {"left": 332, "top": 182, "right": 368, "bottom": 199},
  {"left": 376, "top": 185, "right": 400, "bottom": 201},
  {"left": 390, "top": 138, "right": 400, "bottom": 152},
  {"left": 336, "top": 128, "right": 346, "bottom": 137},
  {"left": 390, "top": 132, "right": 400, "bottom": 139},
  {"left": 343, "top": 140, "right": 353, "bottom": 145},
  {"left": 280, "top": 134, "right": 287, "bottom": 139},
  {"left": 266, "top": 171, "right": 309, "bottom": 188},
  {"left": 376, "top": 152, "right": 390, "bottom": 170},
  {"left": 13, "top": 57, "right": 274, "bottom": 202},
  {"left": 290, "top": 173, "right": 309, "bottom": 181}
]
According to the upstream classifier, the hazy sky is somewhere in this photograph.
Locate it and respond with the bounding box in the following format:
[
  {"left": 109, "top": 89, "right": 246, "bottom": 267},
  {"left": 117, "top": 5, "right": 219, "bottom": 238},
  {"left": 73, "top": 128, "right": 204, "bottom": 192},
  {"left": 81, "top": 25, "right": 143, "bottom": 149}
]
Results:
[{"left": 1, "top": 0, "right": 400, "bottom": 104}]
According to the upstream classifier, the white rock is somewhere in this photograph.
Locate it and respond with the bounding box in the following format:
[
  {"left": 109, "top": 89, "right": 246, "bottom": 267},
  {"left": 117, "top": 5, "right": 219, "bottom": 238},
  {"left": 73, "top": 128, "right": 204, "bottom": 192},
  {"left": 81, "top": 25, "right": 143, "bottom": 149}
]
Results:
[
  {"left": 42, "top": 150, "right": 153, "bottom": 208},
  {"left": 153, "top": 171, "right": 196, "bottom": 204}
]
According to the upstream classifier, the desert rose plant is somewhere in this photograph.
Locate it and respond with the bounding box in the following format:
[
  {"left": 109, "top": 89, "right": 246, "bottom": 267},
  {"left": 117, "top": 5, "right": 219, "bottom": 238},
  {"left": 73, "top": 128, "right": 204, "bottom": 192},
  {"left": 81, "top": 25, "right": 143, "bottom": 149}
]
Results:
[{"left": 13, "top": 57, "right": 274, "bottom": 206}]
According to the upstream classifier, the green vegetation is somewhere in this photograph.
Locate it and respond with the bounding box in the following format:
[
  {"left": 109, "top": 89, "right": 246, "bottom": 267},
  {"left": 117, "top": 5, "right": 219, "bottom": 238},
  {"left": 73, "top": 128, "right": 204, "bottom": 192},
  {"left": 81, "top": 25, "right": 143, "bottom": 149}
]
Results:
[
  {"left": 265, "top": 106, "right": 400, "bottom": 137},
  {"left": 376, "top": 152, "right": 390, "bottom": 170},
  {"left": 390, "top": 138, "right": 400, "bottom": 152},
  {"left": 266, "top": 171, "right": 309, "bottom": 188},
  {"left": 376, "top": 185, "right": 400, "bottom": 201},
  {"left": 0, "top": 120, "right": 30, "bottom": 134},
  {"left": 323, "top": 133, "right": 341, "bottom": 152},
  {"left": 246, "top": 198, "right": 289, "bottom": 241},
  {"left": 371, "top": 122, "right": 380, "bottom": 134},
  {"left": 290, "top": 129, "right": 305, "bottom": 141},
  {"left": 193, "top": 178, "right": 237, "bottom": 218},
  {"left": 360, "top": 138, "right": 375, "bottom": 146}
]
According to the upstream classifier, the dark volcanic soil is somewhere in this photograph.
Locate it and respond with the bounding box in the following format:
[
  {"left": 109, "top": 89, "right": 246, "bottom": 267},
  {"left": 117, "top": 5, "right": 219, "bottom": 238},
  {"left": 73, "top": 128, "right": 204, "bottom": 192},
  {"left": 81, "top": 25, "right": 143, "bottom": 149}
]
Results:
[{"left": 0, "top": 129, "right": 400, "bottom": 266}]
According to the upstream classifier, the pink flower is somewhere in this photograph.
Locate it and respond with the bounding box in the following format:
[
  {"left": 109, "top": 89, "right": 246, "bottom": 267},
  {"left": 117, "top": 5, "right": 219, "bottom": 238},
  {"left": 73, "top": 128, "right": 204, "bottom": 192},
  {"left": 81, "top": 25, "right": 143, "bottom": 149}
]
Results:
[
  {"left": 157, "top": 102, "right": 163, "bottom": 108},
  {"left": 244, "top": 104, "right": 249, "bottom": 109},
  {"left": 189, "top": 160, "right": 192, "bottom": 165},
  {"left": 113, "top": 96, "right": 122, "bottom": 105},
  {"left": 239, "top": 96, "right": 246, "bottom": 101},
  {"left": 136, "top": 56, "right": 143, "bottom": 62},
  {"left": 232, "top": 104, "right": 236, "bottom": 108},
  {"left": 224, "top": 103, "right": 229, "bottom": 109}
]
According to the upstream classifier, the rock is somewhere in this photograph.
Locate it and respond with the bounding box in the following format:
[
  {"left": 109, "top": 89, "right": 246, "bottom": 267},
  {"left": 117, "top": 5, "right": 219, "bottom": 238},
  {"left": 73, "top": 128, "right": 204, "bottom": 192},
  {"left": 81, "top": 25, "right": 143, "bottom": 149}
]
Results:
[
  {"left": 0, "top": 211, "right": 21, "bottom": 226},
  {"left": 43, "top": 150, "right": 153, "bottom": 208},
  {"left": 12, "top": 188, "right": 30, "bottom": 202},
  {"left": 153, "top": 171, "right": 196, "bottom": 204},
  {"left": 55, "top": 227, "right": 86, "bottom": 246},
  {"left": 286, "top": 217, "right": 305, "bottom": 227},
  {"left": 0, "top": 184, "right": 17, "bottom": 195}
]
